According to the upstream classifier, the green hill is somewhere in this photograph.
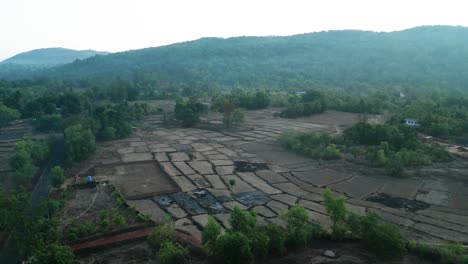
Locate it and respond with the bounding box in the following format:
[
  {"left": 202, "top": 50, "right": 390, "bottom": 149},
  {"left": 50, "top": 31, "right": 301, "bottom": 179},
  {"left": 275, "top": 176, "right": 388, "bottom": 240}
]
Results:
[
  {"left": 1, "top": 48, "right": 109, "bottom": 66},
  {"left": 4, "top": 26, "right": 468, "bottom": 92}
]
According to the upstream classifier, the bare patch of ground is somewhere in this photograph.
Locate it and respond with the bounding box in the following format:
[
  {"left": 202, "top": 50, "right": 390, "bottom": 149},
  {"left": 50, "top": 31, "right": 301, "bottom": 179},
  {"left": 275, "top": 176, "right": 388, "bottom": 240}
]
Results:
[{"left": 92, "top": 161, "right": 181, "bottom": 200}]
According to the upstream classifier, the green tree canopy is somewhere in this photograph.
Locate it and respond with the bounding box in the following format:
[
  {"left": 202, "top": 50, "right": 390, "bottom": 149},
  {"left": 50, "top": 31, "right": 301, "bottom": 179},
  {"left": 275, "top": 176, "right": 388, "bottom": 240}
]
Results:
[{"left": 64, "top": 124, "right": 96, "bottom": 163}]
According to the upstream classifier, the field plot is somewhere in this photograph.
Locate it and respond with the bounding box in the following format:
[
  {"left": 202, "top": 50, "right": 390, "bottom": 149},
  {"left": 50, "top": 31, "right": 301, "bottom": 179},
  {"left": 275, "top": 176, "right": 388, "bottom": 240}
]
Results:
[
  {"left": 68, "top": 109, "right": 468, "bottom": 249},
  {"left": 91, "top": 161, "right": 181, "bottom": 199},
  {"left": 60, "top": 183, "right": 150, "bottom": 244}
]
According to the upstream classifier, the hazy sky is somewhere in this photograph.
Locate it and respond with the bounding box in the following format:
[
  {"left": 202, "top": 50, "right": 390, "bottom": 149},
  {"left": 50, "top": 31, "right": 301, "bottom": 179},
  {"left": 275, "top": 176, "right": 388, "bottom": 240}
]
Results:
[{"left": 2, "top": 0, "right": 468, "bottom": 61}]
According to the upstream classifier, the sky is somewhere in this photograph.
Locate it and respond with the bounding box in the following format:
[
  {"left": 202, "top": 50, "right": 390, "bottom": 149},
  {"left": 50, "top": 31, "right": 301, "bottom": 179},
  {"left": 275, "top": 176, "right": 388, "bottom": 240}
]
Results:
[{"left": 1, "top": 0, "right": 468, "bottom": 61}]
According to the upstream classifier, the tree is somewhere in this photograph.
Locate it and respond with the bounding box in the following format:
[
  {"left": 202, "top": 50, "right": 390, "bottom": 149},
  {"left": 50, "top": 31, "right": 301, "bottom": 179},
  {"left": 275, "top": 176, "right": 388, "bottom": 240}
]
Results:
[
  {"left": 13, "top": 163, "right": 38, "bottom": 186},
  {"left": 323, "top": 188, "right": 347, "bottom": 239},
  {"left": 10, "top": 140, "right": 49, "bottom": 186},
  {"left": 386, "top": 155, "right": 404, "bottom": 177},
  {"left": 59, "top": 92, "right": 82, "bottom": 116},
  {"left": 50, "top": 166, "right": 65, "bottom": 187},
  {"left": 64, "top": 124, "right": 96, "bottom": 163},
  {"left": 222, "top": 101, "right": 236, "bottom": 128},
  {"left": 0, "top": 102, "right": 20, "bottom": 126},
  {"left": 231, "top": 109, "right": 245, "bottom": 125},
  {"left": 202, "top": 216, "right": 221, "bottom": 254},
  {"left": 175, "top": 98, "right": 204, "bottom": 127},
  {"left": 322, "top": 144, "right": 342, "bottom": 160},
  {"left": 35, "top": 114, "right": 62, "bottom": 132}
]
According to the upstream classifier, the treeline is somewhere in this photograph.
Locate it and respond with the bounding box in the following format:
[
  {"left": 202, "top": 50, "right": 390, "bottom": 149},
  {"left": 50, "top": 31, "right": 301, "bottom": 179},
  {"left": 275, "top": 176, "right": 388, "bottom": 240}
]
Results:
[
  {"left": 0, "top": 87, "right": 150, "bottom": 165},
  {"left": 392, "top": 96, "right": 468, "bottom": 138},
  {"left": 279, "top": 90, "right": 327, "bottom": 118},
  {"left": 145, "top": 188, "right": 467, "bottom": 264},
  {"left": 212, "top": 90, "right": 270, "bottom": 111}
]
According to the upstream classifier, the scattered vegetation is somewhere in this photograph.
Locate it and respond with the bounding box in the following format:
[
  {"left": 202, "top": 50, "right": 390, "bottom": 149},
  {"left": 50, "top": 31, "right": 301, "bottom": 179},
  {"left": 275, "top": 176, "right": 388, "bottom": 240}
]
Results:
[
  {"left": 409, "top": 241, "right": 468, "bottom": 264},
  {"left": 279, "top": 121, "right": 454, "bottom": 176},
  {"left": 278, "top": 130, "right": 344, "bottom": 160}
]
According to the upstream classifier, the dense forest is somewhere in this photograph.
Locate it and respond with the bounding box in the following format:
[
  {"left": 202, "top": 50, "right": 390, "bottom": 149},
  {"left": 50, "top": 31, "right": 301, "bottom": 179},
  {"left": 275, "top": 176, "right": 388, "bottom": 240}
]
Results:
[{"left": 2, "top": 26, "right": 468, "bottom": 96}]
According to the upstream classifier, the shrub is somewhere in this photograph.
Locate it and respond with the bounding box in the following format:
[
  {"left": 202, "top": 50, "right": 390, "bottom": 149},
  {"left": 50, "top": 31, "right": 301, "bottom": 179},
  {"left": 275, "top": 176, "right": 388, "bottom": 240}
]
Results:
[
  {"left": 137, "top": 213, "right": 151, "bottom": 223},
  {"left": 202, "top": 216, "right": 221, "bottom": 254},
  {"left": 322, "top": 144, "right": 342, "bottom": 160},
  {"left": 230, "top": 206, "right": 256, "bottom": 233},
  {"left": 113, "top": 214, "right": 126, "bottom": 226},
  {"left": 262, "top": 224, "right": 286, "bottom": 256},
  {"left": 148, "top": 222, "right": 176, "bottom": 249},
  {"left": 50, "top": 166, "right": 65, "bottom": 188},
  {"left": 376, "top": 149, "right": 387, "bottom": 165},
  {"left": 79, "top": 220, "right": 97, "bottom": 237},
  {"left": 175, "top": 98, "right": 204, "bottom": 127},
  {"left": 248, "top": 230, "right": 270, "bottom": 258},
  {"left": 425, "top": 146, "right": 454, "bottom": 163},
  {"left": 214, "top": 232, "right": 251, "bottom": 264},
  {"left": 385, "top": 155, "right": 405, "bottom": 177},
  {"left": 323, "top": 188, "right": 347, "bottom": 239},
  {"left": 280, "top": 205, "right": 312, "bottom": 248},
  {"left": 159, "top": 241, "right": 188, "bottom": 264},
  {"left": 231, "top": 109, "right": 245, "bottom": 124},
  {"left": 411, "top": 241, "right": 468, "bottom": 264},
  {"left": 350, "top": 212, "right": 407, "bottom": 259},
  {"left": 30, "top": 244, "right": 74, "bottom": 264},
  {"left": 102, "top": 126, "right": 117, "bottom": 140}
]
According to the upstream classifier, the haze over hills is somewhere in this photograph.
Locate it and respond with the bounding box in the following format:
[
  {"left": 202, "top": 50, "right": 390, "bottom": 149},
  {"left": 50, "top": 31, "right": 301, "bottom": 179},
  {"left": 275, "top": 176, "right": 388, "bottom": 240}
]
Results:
[
  {"left": 0, "top": 48, "right": 110, "bottom": 66},
  {"left": 3, "top": 26, "right": 468, "bottom": 92}
]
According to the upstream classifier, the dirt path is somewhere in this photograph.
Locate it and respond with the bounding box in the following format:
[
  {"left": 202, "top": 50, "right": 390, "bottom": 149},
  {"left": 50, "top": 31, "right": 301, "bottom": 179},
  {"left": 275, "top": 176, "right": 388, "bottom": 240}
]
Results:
[
  {"left": 71, "top": 227, "right": 201, "bottom": 252},
  {"left": 78, "top": 185, "right": 100, "bottom": 218}
]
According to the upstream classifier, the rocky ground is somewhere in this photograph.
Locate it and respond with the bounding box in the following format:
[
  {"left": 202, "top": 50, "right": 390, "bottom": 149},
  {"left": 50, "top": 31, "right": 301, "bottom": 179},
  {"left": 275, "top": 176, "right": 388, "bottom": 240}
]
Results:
[{"left": 69, "top": 109, "right": 468, "bottom": 249}]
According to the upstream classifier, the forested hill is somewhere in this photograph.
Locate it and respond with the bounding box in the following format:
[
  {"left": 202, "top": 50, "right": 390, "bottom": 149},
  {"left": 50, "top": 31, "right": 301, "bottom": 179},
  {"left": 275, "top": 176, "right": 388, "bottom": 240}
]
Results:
[
  {"left": 5, "top": 26, "right": 468, "bottom": 92},
  {"left": 1, "top": 48, "right": 109, "bottom": 66}
]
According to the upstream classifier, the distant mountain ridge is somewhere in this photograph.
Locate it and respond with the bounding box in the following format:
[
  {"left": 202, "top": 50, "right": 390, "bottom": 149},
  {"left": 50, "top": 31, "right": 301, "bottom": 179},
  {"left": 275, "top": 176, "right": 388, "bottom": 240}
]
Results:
[
  {"left": 0, "top": 48, "right": 110, "bottom": 66},
  {"left": 2, "top": 26, "right": 468, "bottom": 92}
]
